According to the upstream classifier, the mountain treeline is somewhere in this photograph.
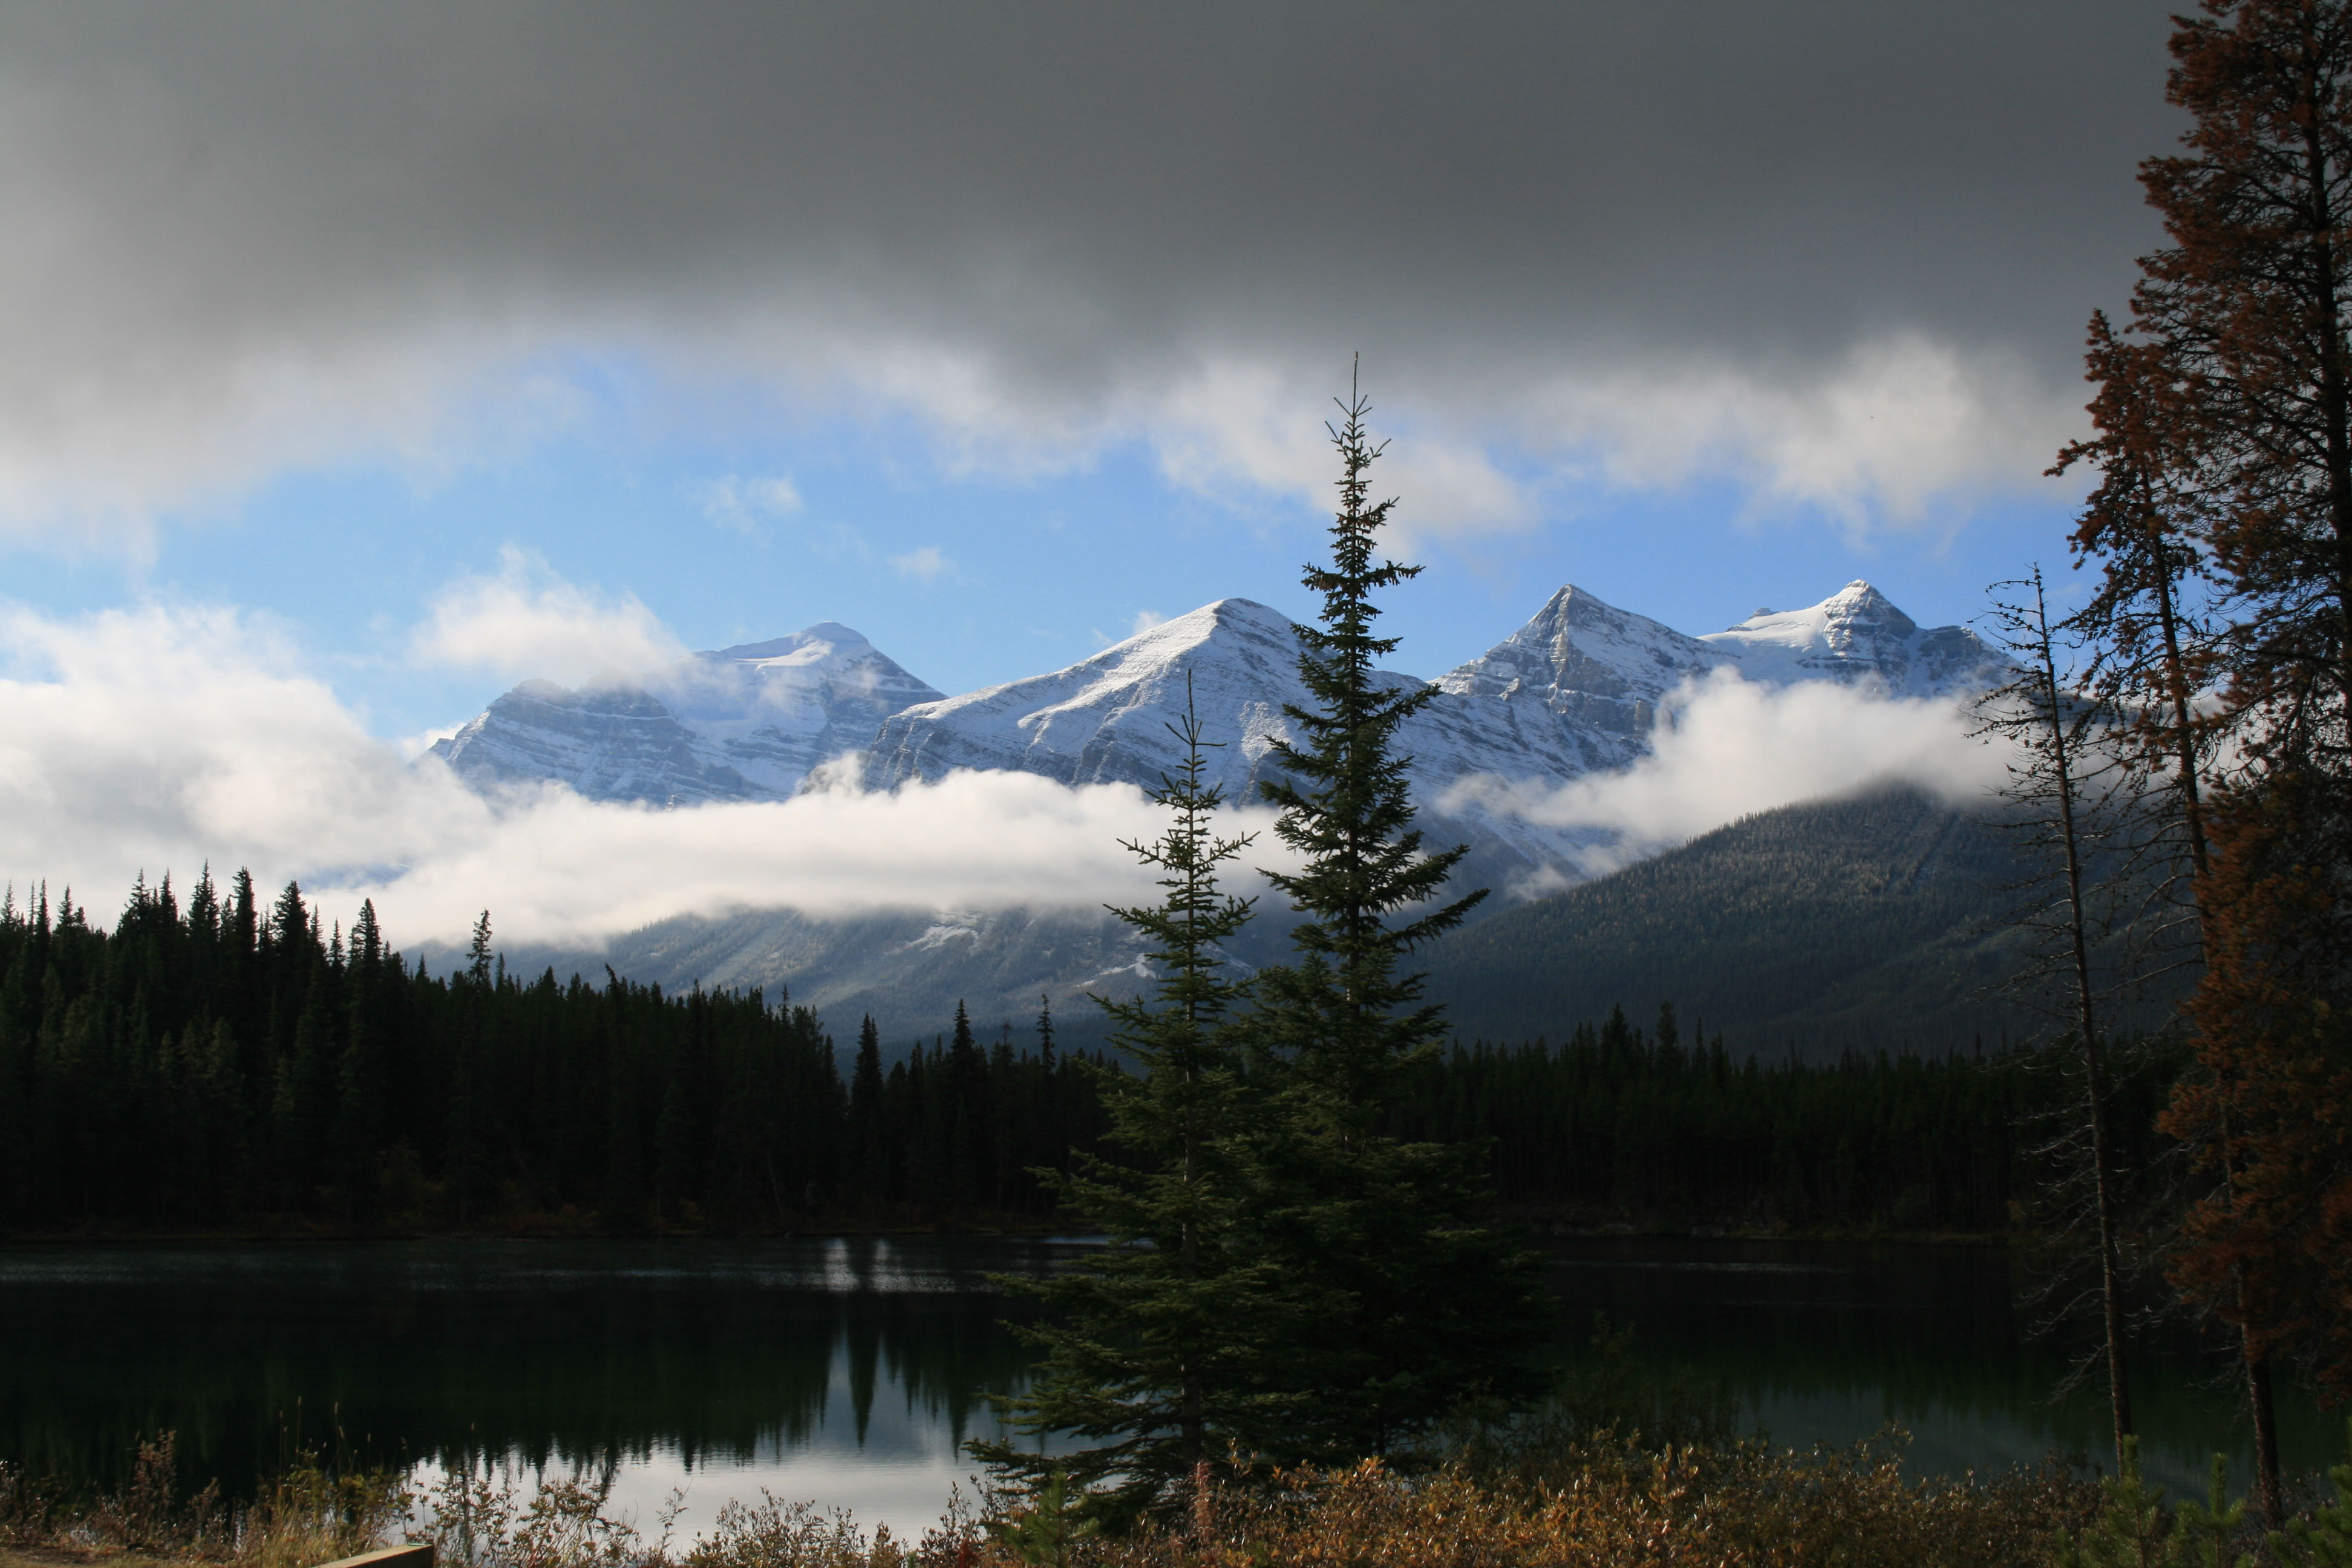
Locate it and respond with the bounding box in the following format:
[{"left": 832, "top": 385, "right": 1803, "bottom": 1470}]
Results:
[
  {"left": 0, "top": 871, "right": 1108, "bottom": 1233},
  {"left": 0, "top": 866, "right": 2181, "bottom": 1238}
]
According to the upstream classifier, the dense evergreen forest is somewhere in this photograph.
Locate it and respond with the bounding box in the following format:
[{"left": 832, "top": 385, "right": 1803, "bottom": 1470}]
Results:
[
  {"left": 0, "top": 872, "right": 1109, "bottom": 1233},
  {"left": 1401, "top": 1002, "right": 2178, "bottom": 1234},
  {"left": 0, "top": 869, "right": 2166, "bottom": 1238}
]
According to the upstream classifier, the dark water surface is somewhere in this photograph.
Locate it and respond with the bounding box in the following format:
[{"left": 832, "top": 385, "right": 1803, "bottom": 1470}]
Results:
[
  {"left": 0, "top": 1236, "right": 2336, "bottom": 1534},
  {"left": 1541, "top": 1238, "right": 2336, "bottom": 1495}
]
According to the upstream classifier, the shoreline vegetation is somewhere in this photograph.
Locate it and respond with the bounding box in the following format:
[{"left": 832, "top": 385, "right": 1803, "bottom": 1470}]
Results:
[{"left": 7, "top": 1423, "right": 2348, "bottom": 1568}]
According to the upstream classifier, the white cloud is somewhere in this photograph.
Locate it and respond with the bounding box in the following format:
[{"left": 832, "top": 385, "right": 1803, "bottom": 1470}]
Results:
[
  {"left": 696, "top": 472, "right": 803, "bottom": 534},
  {"left": 890, "top": 545, "right": 950, "bottom": 581},
  {"left": 1526, "top": 335, "right": 2076, "bottom": 537},
  {"left": 1129, "top": 609, "right": 1167, "bottom": 636},
  {"left": 408, "top": 546, "right": 685, "bottom": 686},
  {"left": 817, "top": 341, "right": 2062, "bottom": 554},
  {"left": 0, "top": 598, "right": 1287, "bottom": 949},
  {"left": 1442, "top": 668, "right": 2010, "bottom": 878}
]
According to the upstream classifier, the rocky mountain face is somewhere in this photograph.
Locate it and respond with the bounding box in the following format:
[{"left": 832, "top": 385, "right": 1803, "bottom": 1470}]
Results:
[{"left": 429, "top": 624, "right": 943, "bottom": 803}]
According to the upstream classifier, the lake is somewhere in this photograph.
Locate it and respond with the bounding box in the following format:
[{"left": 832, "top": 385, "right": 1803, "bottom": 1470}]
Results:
[{"left": 1, "top": 1236, "right": 2336, "bottom": 1538}]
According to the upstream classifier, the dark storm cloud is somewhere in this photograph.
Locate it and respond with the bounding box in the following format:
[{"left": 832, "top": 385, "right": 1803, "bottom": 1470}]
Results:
[{"left": 0, "top": 1, "right": 2183, "bottom": 536}]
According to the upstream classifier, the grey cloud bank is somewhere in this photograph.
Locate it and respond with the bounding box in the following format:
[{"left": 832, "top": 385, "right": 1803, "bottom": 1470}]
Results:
[{"left": 0, "top": 1, "right": 2180, "bottom": 535}]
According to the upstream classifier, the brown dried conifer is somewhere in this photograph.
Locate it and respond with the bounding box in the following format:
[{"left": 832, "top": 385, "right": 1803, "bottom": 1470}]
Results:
[{"left": 2069, "top": 0, "right": 2352, "bottom": 1526}]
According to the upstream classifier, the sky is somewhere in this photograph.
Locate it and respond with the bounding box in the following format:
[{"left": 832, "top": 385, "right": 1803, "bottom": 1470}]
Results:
[{"left": 0, "top": 1, "right": 2190, "bottom": 942}]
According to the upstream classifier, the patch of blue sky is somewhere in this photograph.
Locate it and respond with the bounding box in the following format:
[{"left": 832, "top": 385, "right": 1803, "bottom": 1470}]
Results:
[{"left": 0, "top": 368, "right": 2088, "bottom": 744}]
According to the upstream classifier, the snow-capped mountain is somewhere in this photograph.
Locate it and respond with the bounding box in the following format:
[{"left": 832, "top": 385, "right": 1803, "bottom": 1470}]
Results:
[
  {"left": 857, "top": 581, "right": 2002, "bottom": 880},
  {"left": 428, "top": 583, "right": 2002, "bottom": 875},
  {"left": 429, "top": 624, "right": 943, "bottom": 804},
  {"left": 1702, "top": 581, "right": 2008, "bottom": 696},
  {"left": 434, "top": 581, "right": 2008, "bottom": 1036}
]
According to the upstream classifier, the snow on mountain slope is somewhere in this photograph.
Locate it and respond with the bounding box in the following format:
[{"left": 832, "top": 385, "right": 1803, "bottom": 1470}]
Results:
[
  {"left": 860, "top": 598, "right": 1378, "bottom": 800},
  {"left": 1408, "top": 585, "right": 1736, "bottom": 874},
  {"left": 1701, "top": 581, "right": 2005, "bottom": 697},
  {"left": 430, "top": 624, "right": 942, "bottom": 804},
  {"left": 858, "top": 587, "right": 1742, "bottom": 883},
  {"left": 1420, "top": 585, "right": 1733, "bottom": 778}
]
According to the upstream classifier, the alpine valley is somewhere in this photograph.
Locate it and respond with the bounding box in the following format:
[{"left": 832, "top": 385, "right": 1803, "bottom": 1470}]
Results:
[{"left": 437, "top": 581, "right": 2017, "bottom": 1057}]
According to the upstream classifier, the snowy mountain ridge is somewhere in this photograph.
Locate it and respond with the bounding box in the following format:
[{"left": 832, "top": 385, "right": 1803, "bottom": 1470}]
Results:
[
  {"left": 430, "top": 623, "right": 943, "bottom": 804},
  {"left": 428, "top": 579, "right": 2003, "bottom": 886}
]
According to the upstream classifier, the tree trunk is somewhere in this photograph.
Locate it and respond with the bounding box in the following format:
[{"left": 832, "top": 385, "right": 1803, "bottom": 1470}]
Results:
[{"left": 2031, "top": 569, "right": 2135, "bottom": 1460}]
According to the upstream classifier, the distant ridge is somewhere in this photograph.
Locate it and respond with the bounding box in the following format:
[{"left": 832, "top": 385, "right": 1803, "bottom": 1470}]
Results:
[{"left": 1417, "top": 786, "right": 2034, "bottom": 1060}]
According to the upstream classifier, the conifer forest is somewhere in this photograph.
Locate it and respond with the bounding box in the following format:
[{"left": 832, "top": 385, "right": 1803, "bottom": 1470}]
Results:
[{"left": 0, "top": 869, "right": 2137, "bottom": 1240}]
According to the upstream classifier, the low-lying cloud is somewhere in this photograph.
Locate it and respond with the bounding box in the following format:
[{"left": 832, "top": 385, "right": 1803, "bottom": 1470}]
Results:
[
  {"left": 1445, "top": 669, "right": 2008, "bottom": 881},
  {"left": 0, "top": 598, "right": 1292, "bottom": 949},
  {"left": 1, "top": 596, "right": 2007, "bottom": 956}
]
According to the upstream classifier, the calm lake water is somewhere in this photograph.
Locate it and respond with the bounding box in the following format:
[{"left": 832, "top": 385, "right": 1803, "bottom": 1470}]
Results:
[{"left": 0, "top": 1236, "right": 2336, "bottom": 1537}]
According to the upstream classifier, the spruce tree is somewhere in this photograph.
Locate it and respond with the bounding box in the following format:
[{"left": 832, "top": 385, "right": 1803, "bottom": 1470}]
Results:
[
  {"left": 975, "top": 677, "right": 1284, "bottom": 1522},
  {"left": 1246, "top": 377, "right": 1554, "bottom": 1463}
]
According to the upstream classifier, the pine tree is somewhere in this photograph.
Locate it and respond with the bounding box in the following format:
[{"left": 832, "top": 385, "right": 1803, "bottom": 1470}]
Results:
[
  {"left": 975, "top": 676, "right": 1283, "bottom": 1521},
  {"left": 466, "top": 910, "right": 494, "bottom": 986},
  {"left": 1244, "top": 376, "right": 1554, "bottom": 1463},
  {"left": 332, "top": 901, "right": 390, "bottom": 1223}
]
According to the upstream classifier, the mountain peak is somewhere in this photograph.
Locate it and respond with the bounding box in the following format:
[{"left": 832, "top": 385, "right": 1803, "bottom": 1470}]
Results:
[
  {"left": 1436, "top": 583, "right": 1726, "bottom": 740},
  {"left": 431, "top": 621, "right": 941, "bottom": 804},
  {"left": 1704, "top": 583, "right": 1990, "bottom": 697},
  {"left": 700, "top": 622, "right": 875, "bottom": 665},
  {"left": 1129, "top": 597, "right": 1289, "bottom": 647},
  {"left": 860, "top": 596, "right": 1315, "bottom": 794}
]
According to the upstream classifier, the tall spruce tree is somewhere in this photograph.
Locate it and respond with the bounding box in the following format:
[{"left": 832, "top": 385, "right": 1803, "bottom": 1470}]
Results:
[
  {"left": 975, "top": 677, "right": 1283, "bottom": 1522},
  {"left": 1246, "top": 377, "right": 1554, "bottom": 1463}
]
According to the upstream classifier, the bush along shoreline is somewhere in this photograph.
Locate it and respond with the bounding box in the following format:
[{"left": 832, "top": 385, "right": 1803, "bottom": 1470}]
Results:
[{"left": 15, "top": 1422, "right": 2352, "bottom": 1568}]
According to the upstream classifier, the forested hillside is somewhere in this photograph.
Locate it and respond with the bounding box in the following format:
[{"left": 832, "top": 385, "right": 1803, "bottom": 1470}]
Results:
[
  {"left": 491, "top": 791, "right": 2022, "bottom": 1061},
  {"left": 1420, "top": 787, "right": 2053, "bottom": 1059}
]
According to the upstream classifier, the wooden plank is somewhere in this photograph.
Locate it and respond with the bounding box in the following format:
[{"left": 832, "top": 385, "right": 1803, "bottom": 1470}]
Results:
[{"left": 315, "top": 1544, "right": 433, "bottom": 1568}]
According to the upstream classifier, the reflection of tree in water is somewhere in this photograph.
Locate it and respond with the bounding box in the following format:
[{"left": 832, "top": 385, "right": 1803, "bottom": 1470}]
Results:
[
  {"left": 0, "top": 1240, "right": 1054, "bottom": 1498},
  {"left": 13, "top": 1237, "right": 2331, "bottom": 1502}
]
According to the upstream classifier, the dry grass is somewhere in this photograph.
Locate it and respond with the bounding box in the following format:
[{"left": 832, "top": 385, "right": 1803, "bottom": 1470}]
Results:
[
  {"left": 1025, "top": 1438, "right": 2103, "bottom": 1568},
  {"left": 0, "top": 1549, "right": 189, "bottom": 1568},
  {"left": 0, "top": 1436, "right": 402, "bottom": 1568},
  {"left": 0, "top": 1426, "right": 2227, "bottom": 1568}
]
